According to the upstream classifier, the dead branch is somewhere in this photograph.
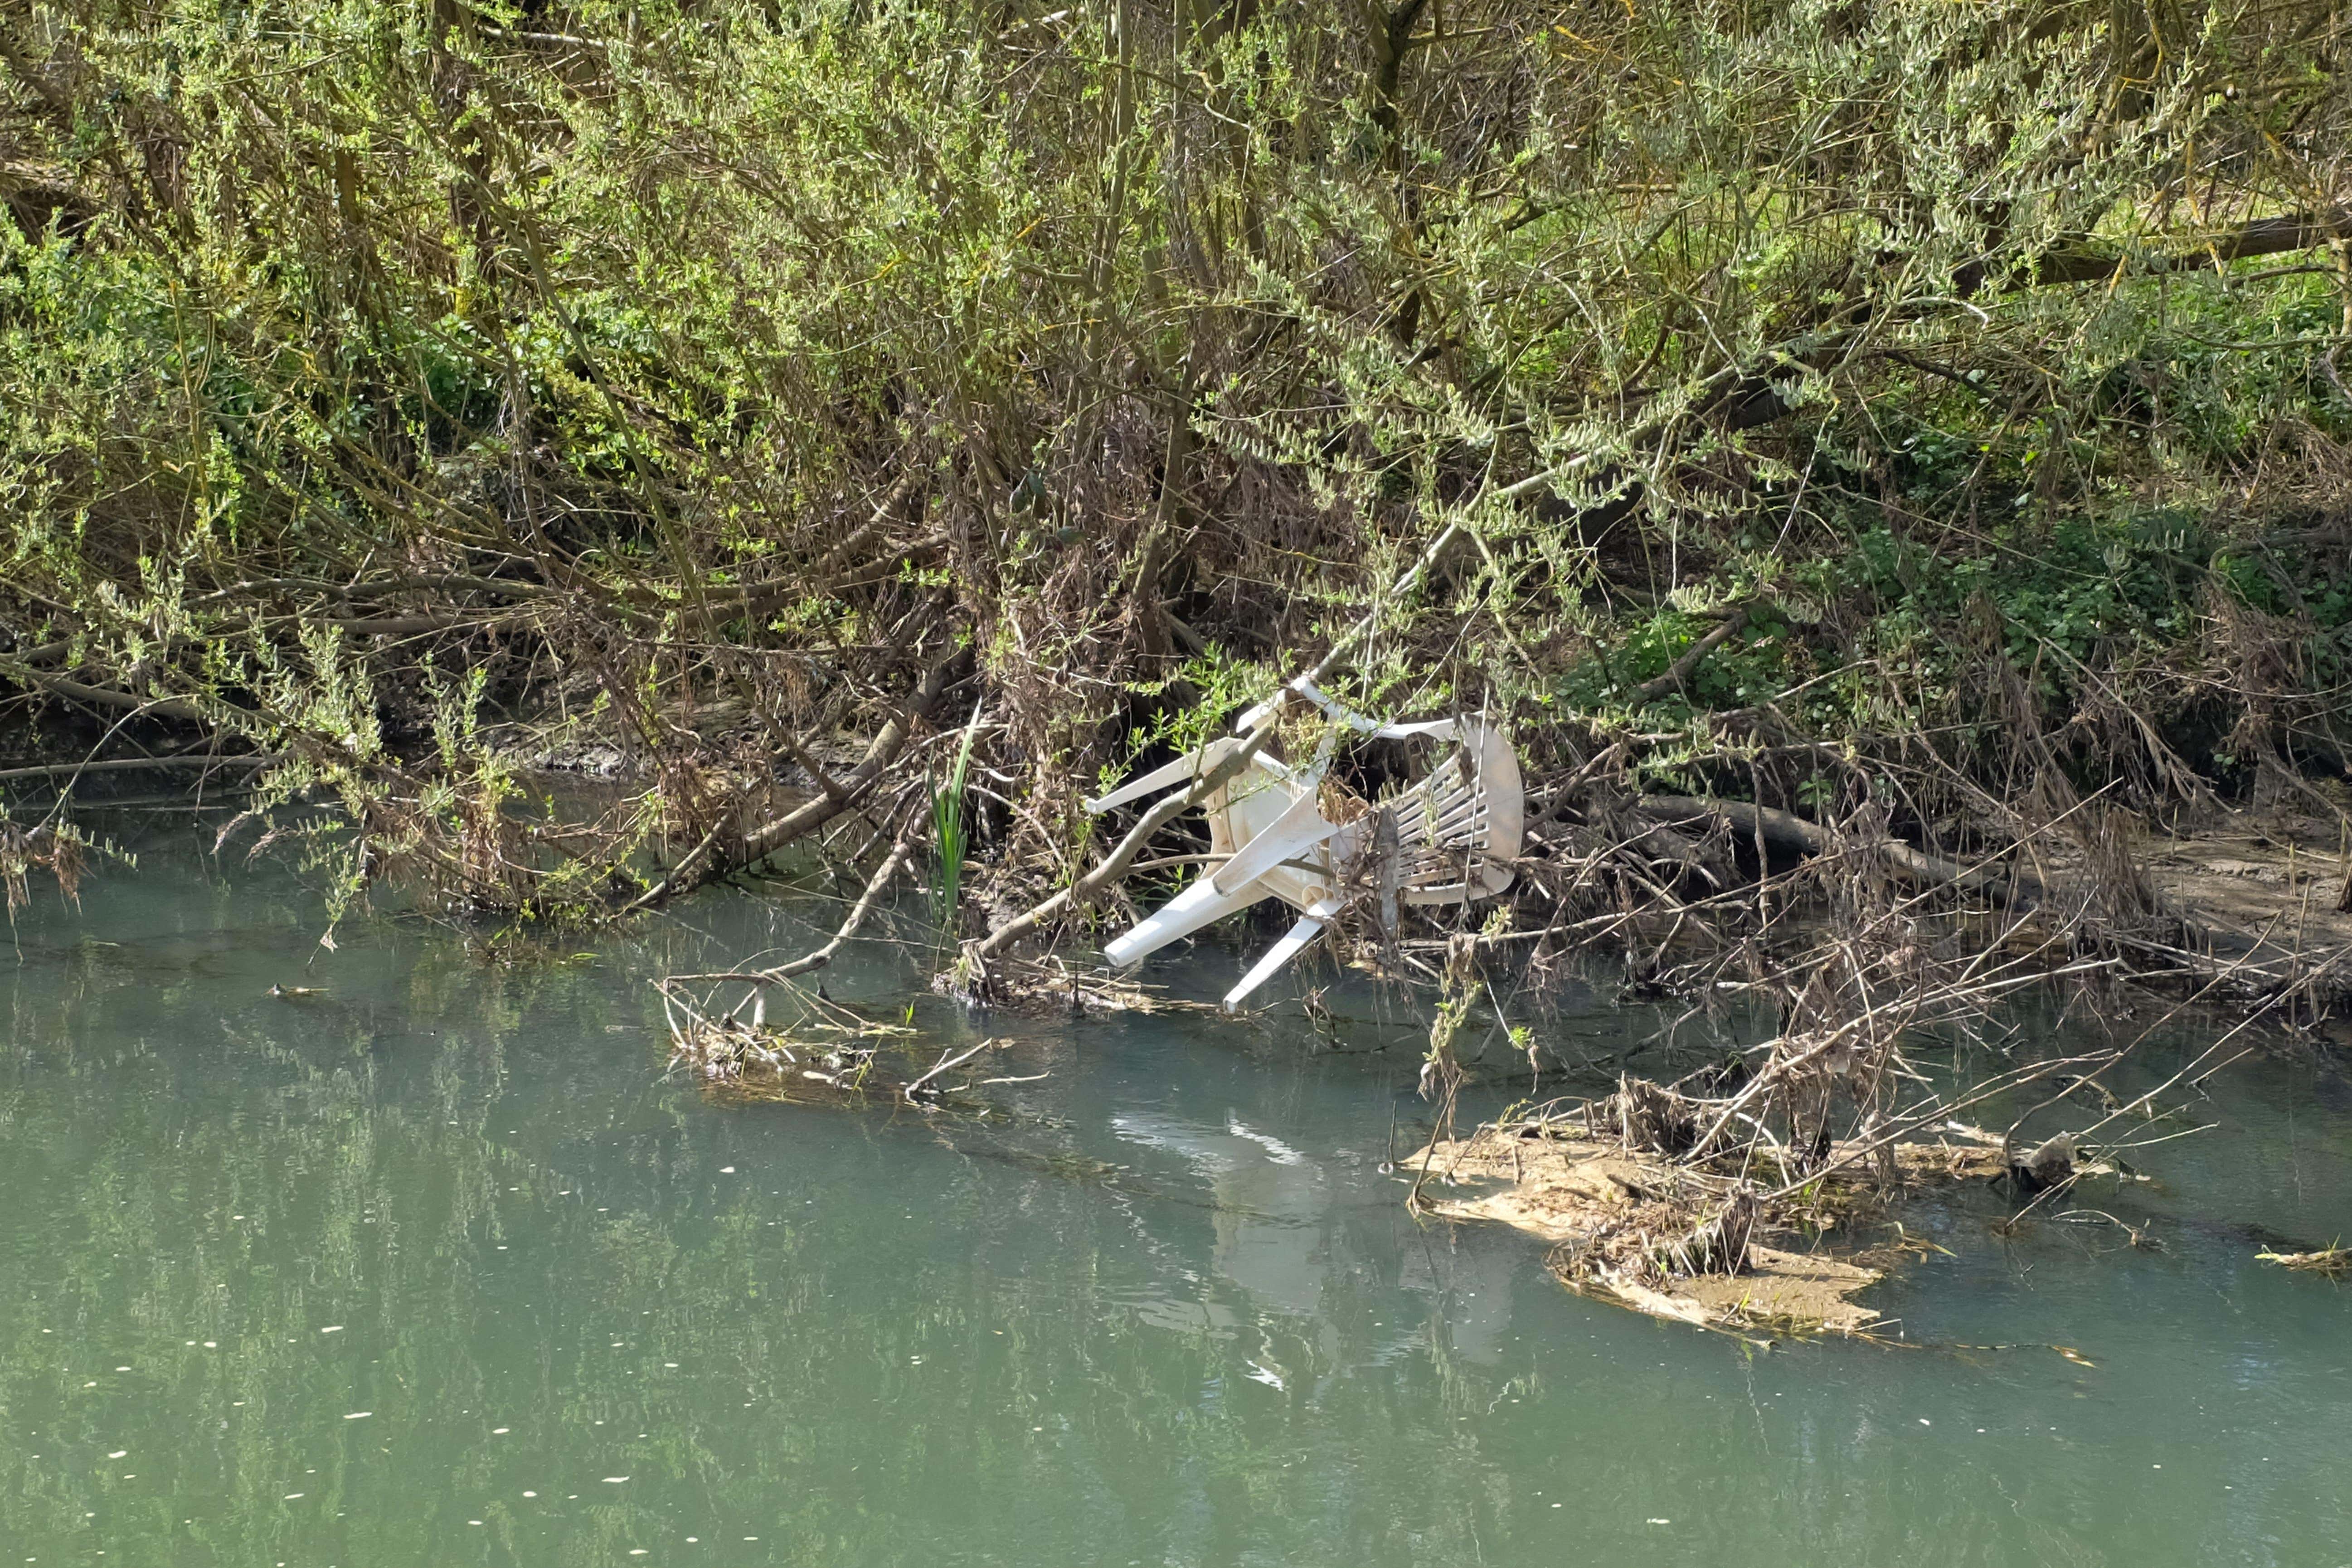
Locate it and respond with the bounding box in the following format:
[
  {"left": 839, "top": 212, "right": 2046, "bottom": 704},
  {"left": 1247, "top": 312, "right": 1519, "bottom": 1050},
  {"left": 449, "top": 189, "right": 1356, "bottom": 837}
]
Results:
[
  {"left": 666, "top": 813, "right": 923, "bottom": 986},
  {"left": 903, "top": 1037, "right": 997, "bottom": 1102},
  {"left": 637, "top": 648, "right": 966, "bottom": 908},
  {"left": 0, "top": 753, "right": 283, "bottom": 783}
]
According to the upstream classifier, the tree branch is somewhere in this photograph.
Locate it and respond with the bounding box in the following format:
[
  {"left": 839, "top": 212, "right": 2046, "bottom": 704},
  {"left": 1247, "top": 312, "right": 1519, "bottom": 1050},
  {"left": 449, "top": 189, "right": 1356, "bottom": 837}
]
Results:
[
  {"left": 1633, "top": 608, "right": 1747, "bottom": 704},
  {"left": 637, "top": 647, "right": 967, "bottom": 906},
  {"left": 665, "top": 814, "right": 923, "bottom": 984}
]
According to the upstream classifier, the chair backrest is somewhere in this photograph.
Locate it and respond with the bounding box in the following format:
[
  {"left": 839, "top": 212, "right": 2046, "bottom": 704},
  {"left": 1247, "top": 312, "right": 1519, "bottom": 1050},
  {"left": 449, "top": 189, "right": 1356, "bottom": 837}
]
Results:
[{"left": 1392, "top": 720, "right": 1522, "bottom": 905}]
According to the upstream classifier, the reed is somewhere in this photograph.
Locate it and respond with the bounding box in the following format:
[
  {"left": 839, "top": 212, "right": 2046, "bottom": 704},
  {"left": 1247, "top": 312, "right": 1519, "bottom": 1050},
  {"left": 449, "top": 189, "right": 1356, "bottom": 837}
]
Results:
[{"left": 932, "top": 704, "right": 983, "bottom": 939}]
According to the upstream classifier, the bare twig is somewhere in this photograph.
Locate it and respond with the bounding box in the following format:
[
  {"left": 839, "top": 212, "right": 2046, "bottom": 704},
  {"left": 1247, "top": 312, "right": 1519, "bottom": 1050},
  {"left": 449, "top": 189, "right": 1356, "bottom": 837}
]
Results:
[{"left": 904, "top": 1038, "right": 996, "bottom": 1102}]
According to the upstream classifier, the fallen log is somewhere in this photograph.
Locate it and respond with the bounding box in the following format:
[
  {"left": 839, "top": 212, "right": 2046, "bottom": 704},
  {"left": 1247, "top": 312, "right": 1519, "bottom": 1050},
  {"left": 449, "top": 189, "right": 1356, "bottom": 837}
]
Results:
[{"left": 1636, "top": 794, "right": 2036, "bottom": 906}]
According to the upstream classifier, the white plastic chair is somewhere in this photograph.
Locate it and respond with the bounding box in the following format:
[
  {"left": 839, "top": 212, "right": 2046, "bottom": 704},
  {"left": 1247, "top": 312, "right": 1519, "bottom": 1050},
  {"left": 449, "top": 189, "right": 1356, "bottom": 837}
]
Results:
[{"left": 1085, "top": 679, "right": 1523, "bottom": 1010}]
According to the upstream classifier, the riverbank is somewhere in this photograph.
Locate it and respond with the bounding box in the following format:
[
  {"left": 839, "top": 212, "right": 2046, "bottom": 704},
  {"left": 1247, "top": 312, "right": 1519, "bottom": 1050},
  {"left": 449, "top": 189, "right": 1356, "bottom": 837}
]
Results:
[{"left": 6, "top": 0, "right": 2351, "bottom": 965}]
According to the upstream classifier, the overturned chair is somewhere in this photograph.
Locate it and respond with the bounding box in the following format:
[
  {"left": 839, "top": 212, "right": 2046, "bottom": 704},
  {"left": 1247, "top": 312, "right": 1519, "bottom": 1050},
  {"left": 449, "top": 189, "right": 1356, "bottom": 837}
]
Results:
[{"left": 1084, "top": 679, "right": 1524, "bottom": 1010}]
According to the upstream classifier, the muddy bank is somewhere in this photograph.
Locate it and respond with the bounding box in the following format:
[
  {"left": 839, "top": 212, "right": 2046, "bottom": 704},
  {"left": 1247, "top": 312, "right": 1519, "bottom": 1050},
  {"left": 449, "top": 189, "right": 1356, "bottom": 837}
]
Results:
[{"left": 2125, "top": 809, "right": 2352, "bottom": 1000}]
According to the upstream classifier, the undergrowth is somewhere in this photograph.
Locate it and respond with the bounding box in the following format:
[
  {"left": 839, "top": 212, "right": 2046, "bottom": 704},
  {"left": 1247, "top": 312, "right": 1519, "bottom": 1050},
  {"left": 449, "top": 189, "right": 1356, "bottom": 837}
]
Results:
[{"left": 0, "top": 0, "right": 2346, "bottom": 928}]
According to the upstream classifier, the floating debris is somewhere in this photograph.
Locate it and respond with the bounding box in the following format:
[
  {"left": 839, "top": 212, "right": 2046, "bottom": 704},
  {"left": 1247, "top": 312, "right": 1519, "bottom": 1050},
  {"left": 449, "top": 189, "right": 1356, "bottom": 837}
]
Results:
[
  {"left": 660, "top": 983, "right": 913, "bottom": 1087},
  {"left": 2257, "top": 1245, "right": 2352, "bottom": 1276},
  {"left": 1408, "top": 1117, "right": 2098, "bottom": 1337},
  {"left": 934, "top": 953, "right": 1211, "bottom": 1017}
]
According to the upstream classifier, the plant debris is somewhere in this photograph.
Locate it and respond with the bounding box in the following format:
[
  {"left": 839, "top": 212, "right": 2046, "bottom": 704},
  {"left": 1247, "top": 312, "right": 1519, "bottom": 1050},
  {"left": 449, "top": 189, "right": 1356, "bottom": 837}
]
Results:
[
  {"left": 2257, "top": 1245, "right": 2352, "bottom": 1276},
  {"left": 660, "top": 982, "right": 914, "bottom": 1087},
  {"left": 933, "top": 952, "right": 1217, "bottom": 1018},
  {"left": 1406, "top": 1119, "right": 2036, "bottom": 1336}
]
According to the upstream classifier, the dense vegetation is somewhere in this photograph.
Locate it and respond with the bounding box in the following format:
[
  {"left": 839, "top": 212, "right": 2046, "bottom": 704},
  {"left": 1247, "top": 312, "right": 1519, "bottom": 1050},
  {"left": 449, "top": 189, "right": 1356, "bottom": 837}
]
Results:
[{"left": 2, "top": 0, "right": 2348, "bottom": 936}]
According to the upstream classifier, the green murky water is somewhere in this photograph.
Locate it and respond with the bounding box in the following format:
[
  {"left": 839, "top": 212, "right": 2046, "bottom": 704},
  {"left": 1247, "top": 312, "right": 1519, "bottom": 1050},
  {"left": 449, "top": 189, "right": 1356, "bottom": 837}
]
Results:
[{"left": 4, "top": 831, "right": 2351, "bottom": 1566}]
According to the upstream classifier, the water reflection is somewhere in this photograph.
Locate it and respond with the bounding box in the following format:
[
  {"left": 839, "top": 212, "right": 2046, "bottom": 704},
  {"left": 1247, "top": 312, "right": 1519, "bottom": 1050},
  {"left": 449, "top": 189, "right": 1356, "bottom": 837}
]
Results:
[
  {"left": 0, "top": 840, "right": 2349, "bottom": 1567},
  {"left": 1110, "top": 1110, "right": 1332, "bottom": 1318}
]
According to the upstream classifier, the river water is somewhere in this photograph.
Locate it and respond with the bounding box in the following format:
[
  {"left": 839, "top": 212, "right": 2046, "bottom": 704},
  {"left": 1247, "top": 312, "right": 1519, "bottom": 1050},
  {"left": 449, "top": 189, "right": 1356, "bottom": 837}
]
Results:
[{"left": 3, "top": 834, "right": 2350, "bottom": 1566}]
